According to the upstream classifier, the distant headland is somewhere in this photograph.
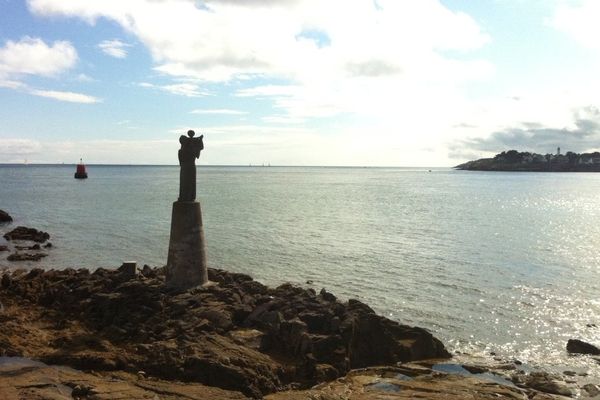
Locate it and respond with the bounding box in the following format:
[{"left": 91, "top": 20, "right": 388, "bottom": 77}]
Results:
[{"left": 455, "top": 148, "right": 600, "bottom": 172}]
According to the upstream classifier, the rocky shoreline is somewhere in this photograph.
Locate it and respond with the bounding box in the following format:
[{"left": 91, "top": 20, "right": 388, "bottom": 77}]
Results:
[
  {"left": 1, "top": 265, "right": 599, "bottom": 399},
  {"left": 0, "top": 265, "right": 449, "bottom": 398}
]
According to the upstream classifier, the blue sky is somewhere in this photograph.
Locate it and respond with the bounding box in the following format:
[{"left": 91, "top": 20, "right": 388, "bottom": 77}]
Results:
[{"left": 1, "top": 0, "right": 600, "bottom": 166}]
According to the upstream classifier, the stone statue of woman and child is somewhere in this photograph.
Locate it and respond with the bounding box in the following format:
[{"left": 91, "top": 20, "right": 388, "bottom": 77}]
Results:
[
  {"left": 178, "top": 130, "right": 204, "bottom": 202},
  {"left": 166, "top": 129, "right": 208, "bottom": 288}
]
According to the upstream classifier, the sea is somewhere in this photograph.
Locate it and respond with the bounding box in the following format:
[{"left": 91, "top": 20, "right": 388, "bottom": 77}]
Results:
[{"left": 1, "top": 164, "right": 599, "bottom": 377}]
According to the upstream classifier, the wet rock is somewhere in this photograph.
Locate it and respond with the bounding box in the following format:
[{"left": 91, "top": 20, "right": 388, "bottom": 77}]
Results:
[
  {"left": 343, "top": 300, "right": 451, "bottom": 368},
  {"left": 0, "top": 210, "right": 12, "bottom": 223},
  {"left": 198, "top": 308, "right": 234, "bottom": 331},
  {"left": 15, "top": 244, "right": 40, "bottom": 250},
  {"left": 267, "top": 365, "right": 543, "bottom": 400},
  {"left": 257, "top": 310, "right": 283, "bottom": 330},
  {"left": 1, "top": 273, "right": 11, "bottom": 288},
  {"left": 43, "top": 242, "right": 52, "bottom": 248},
  {"left": 141, "top": 264, "right": 155, "bottom": 278},
  {"left": 462, "top": 364, "right": 488, "bottom": 374},
  {"left": 319, "top": 288, "right": 336, "bottom": 302},
  {"left": 298, "top": 310, "right": 331, "bottom": 332},
  {"left": 3, "top": 226, "right": 50, "bottom": 242},
  {"left": 583, "top": 383, "right": 600, "bottom": 397},
  {"left": 0, "top": 245, "right": 8, "bottom": 252},
  {"left": 514, "top": 371, "right": 574, "bottom": 397},
  {"left": 7, "top": 252, "right": 47, "bottom": 261},
  {"left": 567, "top": 339, "right": 600, "bottom": 355},
  {"left": 0, "top": 361, "right": 247, "bottom": 400}
]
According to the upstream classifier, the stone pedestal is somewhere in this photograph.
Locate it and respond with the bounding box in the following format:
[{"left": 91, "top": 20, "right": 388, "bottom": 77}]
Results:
[{"left": 166, "top": 201, "right": 208, "bottom": 288}]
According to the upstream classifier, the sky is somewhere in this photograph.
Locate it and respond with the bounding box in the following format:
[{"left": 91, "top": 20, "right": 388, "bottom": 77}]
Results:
[{"left": 1, "top": 0, "right": 600, "bottom": 166}]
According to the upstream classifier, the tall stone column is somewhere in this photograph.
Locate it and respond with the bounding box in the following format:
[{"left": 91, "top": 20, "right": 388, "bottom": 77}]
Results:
[
  {"left": 166, "top": 130, "right": 208, "bottom": 288},
  {"left": 166, "top": 201, "right": 207, "bottom": 287}
]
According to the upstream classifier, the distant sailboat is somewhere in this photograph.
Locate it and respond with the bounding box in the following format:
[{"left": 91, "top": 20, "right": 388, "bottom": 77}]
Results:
[{"left": 74, "top": 158, "right": 88, "bottom": 179}]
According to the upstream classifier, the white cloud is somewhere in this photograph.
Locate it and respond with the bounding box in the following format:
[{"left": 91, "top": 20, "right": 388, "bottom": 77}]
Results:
[
  {"left": 190, "top": 108, "right": 247, "bottom": 115},
  {"left": 551, "top": 0, "right": 600, "bottom": 49},
  {"left": 75, "top": 73, "right": 94, "bottom": 82},
  {"left": 236, "top": 85, "right": 299, "bottom": 98},
  {"left": 139, "top": 81, "right": 208, "bottom": 97},
  {"left": 0, "top": 79, "right": 26, "bottom": 89},
  {"left": 98, "top": 39, "right": 131, "bottom": 58},
  {"left": 0, "top": 36, "right": 100, "bottom": 104},
  {"left": 0, "top": 36, "right": 77, "bottom": 78},
  {"left": 261, "top": 115, "right": 305, "bottom": 124},
  {"left": 162, "top": 83, "right": 207, "bottom": 97},
  {"left": 0, "top": 138, "right": 42, "bottom": 156},
  {"left": 29, "top": 89, "right": 101, "bottom": 103}
]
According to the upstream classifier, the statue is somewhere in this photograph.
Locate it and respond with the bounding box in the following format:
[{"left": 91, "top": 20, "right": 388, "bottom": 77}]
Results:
[
  {"left": 166, "top": 129, "right": 208, "bottom": 288},
  {"left": 178, "top": 130, "right": 204, "bottom": 201}
]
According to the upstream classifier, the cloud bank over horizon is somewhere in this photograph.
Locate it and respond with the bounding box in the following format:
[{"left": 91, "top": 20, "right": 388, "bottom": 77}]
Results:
[
  {"left": 1, "top": 1, "right": 600, "bottom": 165},
  {"left": 450, "top": 106, "right": 600, "bottom": 159}
]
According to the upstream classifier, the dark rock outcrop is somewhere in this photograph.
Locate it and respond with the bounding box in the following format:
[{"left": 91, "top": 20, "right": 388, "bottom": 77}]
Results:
[
  {"left": 7, "top": 253, "right": 47, "bottom": 261},
  {"left": 3, "top": 226, "right": 50, "bottom": 243},
  {"left": 0, "top": 210, "right": 12, "bottom": 223},
  {"left": 566, "top": 339, "right": 600, "bottom": 355},
  {"left": 0, "top": 267, "right": 450, "bottom": 398}
]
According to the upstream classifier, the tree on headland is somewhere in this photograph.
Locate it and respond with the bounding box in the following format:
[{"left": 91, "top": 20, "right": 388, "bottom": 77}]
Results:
[
  {"left": 565, "top": 151, "right": 578, "bottom": 165},
  {"left": 494, "top": 150, "right": 526, "bottom": 163}
]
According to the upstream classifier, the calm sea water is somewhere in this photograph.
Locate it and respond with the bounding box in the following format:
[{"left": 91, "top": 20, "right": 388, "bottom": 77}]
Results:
[{"left": 1, "top": 165, "right": 599, "bottom": 376}]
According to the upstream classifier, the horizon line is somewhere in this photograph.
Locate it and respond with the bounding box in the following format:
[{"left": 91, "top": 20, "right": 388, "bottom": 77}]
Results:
[{"left": 0, "top": 163, "right": 453, "bottom": 169}]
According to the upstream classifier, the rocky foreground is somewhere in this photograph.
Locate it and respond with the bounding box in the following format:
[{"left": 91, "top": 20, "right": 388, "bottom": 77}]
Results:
[
  {"left": 1, "top": 265, "right": 449, "bottom": 398},
  {"left": 0, "top": 266, "right": 598, "bottom": 399}
]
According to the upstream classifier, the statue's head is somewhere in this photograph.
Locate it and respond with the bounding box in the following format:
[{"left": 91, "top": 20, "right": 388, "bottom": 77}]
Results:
[{"left": 187, "top": 130, "right": 195, "bottom": 138}]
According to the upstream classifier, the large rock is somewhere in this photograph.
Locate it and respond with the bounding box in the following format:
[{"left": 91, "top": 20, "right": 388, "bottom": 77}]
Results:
[
  {"left": 343, "top": 299, "right": 450, "bottom": 368},
  {"left": 566, "top": 339, "right": 600, "bottom": 355},
  {"left": 0, "top": 210, "right": 12, "bottom": 223},
  {"left": 3, "top": 226, "right": 50, "bottom": 242}
]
